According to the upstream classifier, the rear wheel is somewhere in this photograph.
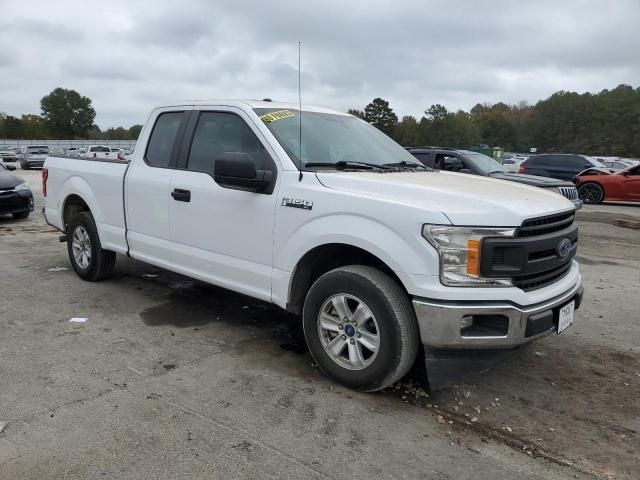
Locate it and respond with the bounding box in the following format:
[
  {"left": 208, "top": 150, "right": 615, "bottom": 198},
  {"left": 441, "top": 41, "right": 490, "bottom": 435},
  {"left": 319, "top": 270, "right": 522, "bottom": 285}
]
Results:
[
  {"left": 21, "top": 162, "right": 29, "bottom": 170},
  {"left": 67, "top": 211, "right": 116, "bottom": 281},
  {"left": 578, "top": 182, "right": 604, "bottom": 204},
  {"left": 12, "top": 211, "right": 29, "bottom": 219},
  {"left": 302, "top": 265, "right": 419, "bottom": 392}
]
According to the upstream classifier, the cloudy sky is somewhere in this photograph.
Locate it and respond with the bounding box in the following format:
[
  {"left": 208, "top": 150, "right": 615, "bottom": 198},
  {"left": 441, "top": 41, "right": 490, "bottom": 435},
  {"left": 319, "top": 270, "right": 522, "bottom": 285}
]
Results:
[{"left": 1, "top": 0, "right": 638, "bottom": 128}]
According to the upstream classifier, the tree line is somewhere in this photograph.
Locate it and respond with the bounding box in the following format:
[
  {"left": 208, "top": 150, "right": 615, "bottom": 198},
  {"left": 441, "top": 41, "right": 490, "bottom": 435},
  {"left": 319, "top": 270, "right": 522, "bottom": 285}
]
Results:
[
  {"left": 0, "top": 87, "right": 141, "bottom": 141},
  {"left": 2, "top": 85, "right": 639, "bottom": 156},
  {"left": 350, "top": 84, "right": 640, "bottom": 157}
]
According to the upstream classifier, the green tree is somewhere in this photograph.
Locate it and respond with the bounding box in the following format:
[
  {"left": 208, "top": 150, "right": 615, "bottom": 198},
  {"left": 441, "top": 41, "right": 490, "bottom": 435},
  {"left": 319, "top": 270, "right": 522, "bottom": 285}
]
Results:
[
  {"left": 363, "top": 98, "right": 398, "bottom": 135},
  {"left": 40, "top": 87, "right": 96, "bottom": 138},
  {"left": 128, "top": 124, "right": 143, "bottom": 139},
  {"left": 347, "top": 108, "right": 365, "bottom": 120}
]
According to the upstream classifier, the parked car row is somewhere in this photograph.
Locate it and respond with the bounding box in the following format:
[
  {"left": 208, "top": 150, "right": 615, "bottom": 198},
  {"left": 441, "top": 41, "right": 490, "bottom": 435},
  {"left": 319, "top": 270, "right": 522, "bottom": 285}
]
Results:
[
  {"left": 407, "top": 147, "right": 582, "bottom": 208},
  {"left": 518, "top": 153, "right": 640, "bottom": 203}
]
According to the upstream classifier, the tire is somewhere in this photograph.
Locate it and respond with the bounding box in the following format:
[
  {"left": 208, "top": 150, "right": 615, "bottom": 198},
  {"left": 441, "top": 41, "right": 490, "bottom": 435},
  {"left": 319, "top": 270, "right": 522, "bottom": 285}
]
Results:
[
  {"left": 67, "top": 211, "right": 116, "bottom": 281},
  {"left": 12, "top": 211, "right": 29, "bottom": 219},
  {"left": 578, "top": 182, "right": 604, "bottom": 204},
  {"left": 21, "top": 162, "right": 29, "bottom": 170},
  {"left": 302, "top": 265, "right": 419, "bottom": 392}
]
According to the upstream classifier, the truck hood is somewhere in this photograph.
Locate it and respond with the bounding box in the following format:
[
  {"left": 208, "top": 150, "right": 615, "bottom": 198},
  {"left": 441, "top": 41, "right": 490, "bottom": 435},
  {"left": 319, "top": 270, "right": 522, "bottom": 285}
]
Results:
[
  {"left": 315, "top": 170, "right": 574, "bottom": 226},
  {"left": 488, "top": 171, "right": 574, "bottom": 187}
]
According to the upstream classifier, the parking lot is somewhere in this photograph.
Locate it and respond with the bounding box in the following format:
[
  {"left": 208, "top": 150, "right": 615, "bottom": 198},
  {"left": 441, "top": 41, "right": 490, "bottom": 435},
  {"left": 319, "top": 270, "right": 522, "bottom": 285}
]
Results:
[{"left": 1, "top": 169, "right": 639, "bottom": 479}]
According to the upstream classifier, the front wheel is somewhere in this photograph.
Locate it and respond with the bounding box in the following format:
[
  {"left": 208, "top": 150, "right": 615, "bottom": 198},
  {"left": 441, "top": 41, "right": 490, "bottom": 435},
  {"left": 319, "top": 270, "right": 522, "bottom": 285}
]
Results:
[
  {"left": 302, "top": 265, "right": 419, "bottom": 392},
  {"left": 12, "top": 211, "right": 29, "bottom": 219},
  {"left": 578, "top": 182, "right": 604, "bottom": 204},
  {"left": 67, "top": 212, "right": 116, "bottom": 281}
]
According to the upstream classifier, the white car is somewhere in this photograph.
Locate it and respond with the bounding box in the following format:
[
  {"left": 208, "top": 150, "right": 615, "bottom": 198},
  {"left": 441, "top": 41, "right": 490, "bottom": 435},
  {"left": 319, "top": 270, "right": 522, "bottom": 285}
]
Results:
[
  {"left": 502, "top": 157, "right": 524, "bottom": 172},
  {"left": 84, "top": 145, "right": 116, "bottom": 159},
  {"left": 43, "top": 100, "right": 583, "bottom": 391}
]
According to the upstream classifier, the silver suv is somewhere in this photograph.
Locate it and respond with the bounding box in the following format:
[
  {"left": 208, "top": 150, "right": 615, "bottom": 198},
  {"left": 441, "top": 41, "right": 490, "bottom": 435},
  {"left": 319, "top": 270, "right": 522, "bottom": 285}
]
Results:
[{"left": 20, "top": 145, "right": 50, "bottom": 170}]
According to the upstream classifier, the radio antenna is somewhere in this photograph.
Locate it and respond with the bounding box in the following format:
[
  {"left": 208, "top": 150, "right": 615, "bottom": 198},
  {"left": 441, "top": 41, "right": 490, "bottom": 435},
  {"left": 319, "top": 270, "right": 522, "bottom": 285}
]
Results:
[{"left": 297, "top": 41, "right": 303, "bottom": 181}]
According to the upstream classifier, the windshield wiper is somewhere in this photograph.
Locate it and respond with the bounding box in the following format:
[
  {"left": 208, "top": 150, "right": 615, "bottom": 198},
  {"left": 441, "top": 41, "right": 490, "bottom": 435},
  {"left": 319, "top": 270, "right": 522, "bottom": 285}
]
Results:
[
  {"left": 382, "top": 161, "right": 427, "bottom": 170},
  {"left": 304, "top": 161, "right": 392, "bottom": 170}
]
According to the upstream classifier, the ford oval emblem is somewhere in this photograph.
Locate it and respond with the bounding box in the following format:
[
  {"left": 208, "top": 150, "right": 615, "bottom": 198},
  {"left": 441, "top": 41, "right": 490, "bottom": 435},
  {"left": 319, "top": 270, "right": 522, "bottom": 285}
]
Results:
[{"left": 556, "top": 238, "right": 572, "bottom": 259}]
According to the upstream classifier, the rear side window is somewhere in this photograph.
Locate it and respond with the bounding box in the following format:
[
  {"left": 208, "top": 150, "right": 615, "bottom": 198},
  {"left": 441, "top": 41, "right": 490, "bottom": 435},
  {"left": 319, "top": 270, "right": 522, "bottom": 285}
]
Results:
[
  {"left": 145, "top": 112, "right": 184, "bottom": 168},
  {"left": 89, "top": 146, "right": 110, "bottom": 152},
  {"left": 186, "top": 112, "right": 272, "bottom": 174},
  {"left": 567, "top": 156, "right": 589, "bottom": 168}
]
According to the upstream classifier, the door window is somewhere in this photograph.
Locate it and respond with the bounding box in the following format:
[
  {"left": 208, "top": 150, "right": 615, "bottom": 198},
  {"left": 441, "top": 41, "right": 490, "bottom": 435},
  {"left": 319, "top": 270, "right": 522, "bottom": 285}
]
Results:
[
  {"left": 187, "top": 112, "right": 272, "bottom": 175},
  {"left": 145, "top": 112, "right": 185, "bottom": 168},
  {"left": 412, "top": 153, "right": 434, "bottom": 168}
]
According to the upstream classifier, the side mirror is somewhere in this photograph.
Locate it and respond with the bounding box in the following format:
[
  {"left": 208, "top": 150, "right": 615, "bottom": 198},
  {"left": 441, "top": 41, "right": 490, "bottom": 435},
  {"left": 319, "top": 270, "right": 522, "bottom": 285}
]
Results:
[
  {"left": 214, "top": 152, "right": 273, "bottom": 193},
  {"left": 6, "top": 164, "right": 16, "bottom": 171}
]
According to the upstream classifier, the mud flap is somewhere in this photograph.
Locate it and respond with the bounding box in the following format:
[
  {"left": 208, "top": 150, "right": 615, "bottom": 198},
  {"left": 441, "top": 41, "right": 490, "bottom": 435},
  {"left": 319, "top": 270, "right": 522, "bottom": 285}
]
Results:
[{"left": 424, "top": 344, "right": 530, "bottom": 390}]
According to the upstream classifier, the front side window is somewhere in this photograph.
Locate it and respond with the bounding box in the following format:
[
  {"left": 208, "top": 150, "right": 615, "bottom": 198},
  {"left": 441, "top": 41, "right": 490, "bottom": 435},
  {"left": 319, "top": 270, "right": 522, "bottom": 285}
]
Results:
[
  {"left": 145, "top": 112, "right": 184, "bottom": 168},
  {"left": 186, "top": 112, "right": 271, "bottom": 175}
]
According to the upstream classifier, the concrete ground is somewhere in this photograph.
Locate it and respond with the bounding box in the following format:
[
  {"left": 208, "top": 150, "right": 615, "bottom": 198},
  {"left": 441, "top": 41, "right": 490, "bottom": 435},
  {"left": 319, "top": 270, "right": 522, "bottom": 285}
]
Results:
[{"left": 1, "top": 168, "right": 638, "bottom": 479}]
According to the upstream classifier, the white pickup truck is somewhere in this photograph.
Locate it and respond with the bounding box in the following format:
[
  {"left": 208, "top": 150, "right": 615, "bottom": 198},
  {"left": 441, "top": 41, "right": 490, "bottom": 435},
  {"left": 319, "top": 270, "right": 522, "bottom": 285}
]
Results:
[{"left": 43, "top": 100, "right": 583, "bottom": 390}]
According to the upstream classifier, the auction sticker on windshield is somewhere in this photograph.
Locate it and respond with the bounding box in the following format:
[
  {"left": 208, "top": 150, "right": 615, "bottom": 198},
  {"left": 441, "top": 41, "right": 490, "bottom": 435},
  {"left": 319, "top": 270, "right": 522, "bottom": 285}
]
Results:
[
  {"left": 259, "top": 110, "right": 295, "bottom": 123},
  {"left": 557, "top": 300, "right": 575, "bottom": 334}
]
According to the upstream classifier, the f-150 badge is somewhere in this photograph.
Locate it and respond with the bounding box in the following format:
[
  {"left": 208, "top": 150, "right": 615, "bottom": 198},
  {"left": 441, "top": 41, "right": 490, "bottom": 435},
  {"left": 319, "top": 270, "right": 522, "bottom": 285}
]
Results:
[{"left": 281, "top": 198, "right": 313, "bottom": 210}]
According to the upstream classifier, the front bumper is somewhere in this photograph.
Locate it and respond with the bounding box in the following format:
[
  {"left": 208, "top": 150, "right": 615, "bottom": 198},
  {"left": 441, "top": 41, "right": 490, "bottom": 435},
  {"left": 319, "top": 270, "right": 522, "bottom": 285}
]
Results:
[
  {"left": 413, "top": 280, "right": 583, "bottom": 389},
  {"left": 0, "top": 189, "right": 34, "bottom": 215},
  {"left": 413, "top": 279, "right": 583, "bottom": 349}
]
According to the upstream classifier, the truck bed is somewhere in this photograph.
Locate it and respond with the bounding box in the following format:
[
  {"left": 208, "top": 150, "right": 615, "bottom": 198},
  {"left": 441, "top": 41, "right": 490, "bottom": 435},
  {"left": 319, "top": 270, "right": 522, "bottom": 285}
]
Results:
[{"left": 44, "top": 156, "right": 130, "bottom": 254}]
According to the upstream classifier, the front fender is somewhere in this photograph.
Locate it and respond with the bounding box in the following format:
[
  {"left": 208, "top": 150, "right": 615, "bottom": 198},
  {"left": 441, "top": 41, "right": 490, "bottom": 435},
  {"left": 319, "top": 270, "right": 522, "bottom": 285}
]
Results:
[{"left": 275, "top": 213, "right": 439, "bottom": 278}]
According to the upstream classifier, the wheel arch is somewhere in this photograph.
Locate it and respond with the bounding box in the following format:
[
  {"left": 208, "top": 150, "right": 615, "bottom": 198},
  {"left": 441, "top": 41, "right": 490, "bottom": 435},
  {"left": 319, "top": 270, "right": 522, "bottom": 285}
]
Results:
[{"left": 286, "top": 242, "right": 407, "bottom": 315}]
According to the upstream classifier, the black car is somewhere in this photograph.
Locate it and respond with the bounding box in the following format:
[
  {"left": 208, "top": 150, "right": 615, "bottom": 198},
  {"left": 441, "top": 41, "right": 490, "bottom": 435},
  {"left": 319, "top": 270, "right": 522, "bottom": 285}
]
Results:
[
  {"left": 407, "top": 147, "right": 582, "bottom": 208},
  {"left": 0, "top": 163, "right": 34, "bottom": 219},
  {"left": 519, "top": 153, "right": 608, "bottom": 180}
]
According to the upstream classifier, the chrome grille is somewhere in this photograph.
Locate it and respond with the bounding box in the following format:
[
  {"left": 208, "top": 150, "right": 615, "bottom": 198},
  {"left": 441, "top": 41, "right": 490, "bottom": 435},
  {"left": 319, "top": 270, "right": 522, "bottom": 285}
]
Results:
[{"left": 558, "top": 186, "right": 578, "bottom": 201}]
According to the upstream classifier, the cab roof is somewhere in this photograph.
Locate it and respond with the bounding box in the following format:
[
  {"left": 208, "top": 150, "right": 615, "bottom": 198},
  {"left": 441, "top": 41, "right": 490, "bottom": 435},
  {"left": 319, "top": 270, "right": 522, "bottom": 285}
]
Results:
[{"left": 153, "top": 99, "right": 350, "bottom": 116}]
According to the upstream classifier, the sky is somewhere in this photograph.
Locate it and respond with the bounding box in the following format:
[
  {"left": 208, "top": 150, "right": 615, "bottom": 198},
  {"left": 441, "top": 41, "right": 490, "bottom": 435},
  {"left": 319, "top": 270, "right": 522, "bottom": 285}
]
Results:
[{"left": 1, "top": 0, "right": 639, "bottom": 129}]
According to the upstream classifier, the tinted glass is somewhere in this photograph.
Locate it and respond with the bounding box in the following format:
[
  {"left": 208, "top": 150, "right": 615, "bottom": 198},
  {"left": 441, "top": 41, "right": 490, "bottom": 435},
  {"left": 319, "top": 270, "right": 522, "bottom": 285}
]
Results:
[
  {"left": 187, "top": 112, "right": 271, "bottom": 174},
  {"left": 145, "top": 112, "right": 184, "bottom": 168},
  {"left": 566, "top": 156, "right": 589, "bottom": 168},
  {"left": 90, "top": 146, "right": 110, "bottom": 152},
  {"left": 412, "top": 152, "right": 434, "bottom": 167}
]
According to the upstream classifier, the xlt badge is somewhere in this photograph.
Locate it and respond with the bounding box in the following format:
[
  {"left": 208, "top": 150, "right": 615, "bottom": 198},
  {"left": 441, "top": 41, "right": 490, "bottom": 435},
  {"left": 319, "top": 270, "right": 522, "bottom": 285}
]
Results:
[{"left": 281, "top": 197, "right": 313, "bottom": 210}]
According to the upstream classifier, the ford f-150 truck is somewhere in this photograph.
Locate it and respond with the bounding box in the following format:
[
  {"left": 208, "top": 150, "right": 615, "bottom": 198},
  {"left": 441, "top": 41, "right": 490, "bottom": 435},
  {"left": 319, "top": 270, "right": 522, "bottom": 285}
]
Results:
[{"left": 43, "top": 100, "right": 583, "bottom": 391}]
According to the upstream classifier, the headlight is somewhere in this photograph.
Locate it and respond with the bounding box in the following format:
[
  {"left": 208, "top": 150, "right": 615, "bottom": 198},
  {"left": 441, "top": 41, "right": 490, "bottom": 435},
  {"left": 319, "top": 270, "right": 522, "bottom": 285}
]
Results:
[
  {"left": 422, "top": 225, "right": 515, "bottom": 287},
  {"left": 14, "top": 182, "right": 31, "bottom": 192}
]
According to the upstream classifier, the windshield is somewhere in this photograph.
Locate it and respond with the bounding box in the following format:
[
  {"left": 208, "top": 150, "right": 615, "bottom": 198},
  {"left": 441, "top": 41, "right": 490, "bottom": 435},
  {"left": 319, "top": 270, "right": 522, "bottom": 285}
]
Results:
[
  {"left": 461, "top": 152, "right": 506, "bottom": 175},
  {"left": 254, "top": 108, "right": 422, "bottom": 169}
]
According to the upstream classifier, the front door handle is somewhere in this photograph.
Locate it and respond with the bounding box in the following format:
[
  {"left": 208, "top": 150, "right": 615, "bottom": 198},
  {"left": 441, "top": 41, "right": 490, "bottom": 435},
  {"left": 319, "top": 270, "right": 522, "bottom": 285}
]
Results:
[{"left": 171, "top": 188, "right": 191, "bottom": 202}]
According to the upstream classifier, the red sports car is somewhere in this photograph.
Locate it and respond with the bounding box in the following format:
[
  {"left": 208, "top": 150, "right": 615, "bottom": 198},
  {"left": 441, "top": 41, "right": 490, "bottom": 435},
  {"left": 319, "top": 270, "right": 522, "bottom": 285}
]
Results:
[{"left": 575, "top": 164, "right": 640, "bottom": 204}]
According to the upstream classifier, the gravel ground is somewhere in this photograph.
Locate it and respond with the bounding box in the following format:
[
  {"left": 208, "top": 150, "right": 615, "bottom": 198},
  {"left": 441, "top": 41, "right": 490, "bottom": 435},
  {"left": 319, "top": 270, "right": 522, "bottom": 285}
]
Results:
[{"left": 1, "top": 168, "right": 639, "bottom": 479}]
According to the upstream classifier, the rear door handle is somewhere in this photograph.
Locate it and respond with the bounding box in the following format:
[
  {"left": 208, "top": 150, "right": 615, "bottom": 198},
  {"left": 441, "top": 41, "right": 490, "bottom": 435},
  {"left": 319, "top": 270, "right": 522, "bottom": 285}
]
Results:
[{"left": 171, "top": 188, "right": 191, "bottom": 202}]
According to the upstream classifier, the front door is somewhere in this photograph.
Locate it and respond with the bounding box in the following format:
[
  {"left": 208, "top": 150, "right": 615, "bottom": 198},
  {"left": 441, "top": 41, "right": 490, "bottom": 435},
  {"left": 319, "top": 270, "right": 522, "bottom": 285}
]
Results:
[{"left": 169, "top": 107, "right": 280, "bottom": 301}]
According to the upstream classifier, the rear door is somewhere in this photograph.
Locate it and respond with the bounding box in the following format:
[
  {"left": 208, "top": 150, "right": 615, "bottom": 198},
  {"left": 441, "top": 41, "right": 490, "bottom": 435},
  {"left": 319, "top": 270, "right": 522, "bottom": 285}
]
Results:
[
  {"left": 125, "top": 108, "right": 192, "bottom": 267},
  {"left": 168, "top": 106, "right": 280, "bottom": 301}
]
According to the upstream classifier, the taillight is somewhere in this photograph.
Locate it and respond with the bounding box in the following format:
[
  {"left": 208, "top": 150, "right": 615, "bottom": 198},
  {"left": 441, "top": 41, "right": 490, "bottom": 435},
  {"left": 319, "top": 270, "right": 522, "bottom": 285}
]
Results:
[
  {"left": 93, "top": 152, "right": 97, "bottom": 158},
  {"left": 42, "top": 168, "right": 48, "bottom": 197},
  {"left": 518, "top": 164, "right": 525, "bottom": 173}
]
